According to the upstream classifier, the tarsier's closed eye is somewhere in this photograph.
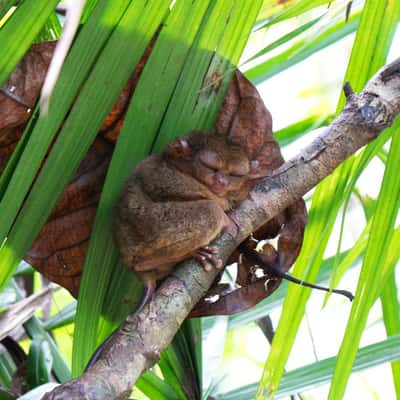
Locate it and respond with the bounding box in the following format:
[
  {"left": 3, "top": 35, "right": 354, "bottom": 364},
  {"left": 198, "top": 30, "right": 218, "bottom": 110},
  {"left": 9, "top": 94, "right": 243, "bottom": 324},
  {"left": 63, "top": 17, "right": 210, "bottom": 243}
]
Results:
[
  {"left": 228, "top": 159, "right": 251, "bottom": 177},
  {"left": 198, "top": 150, "right": 223, "bottom": 171},
  {"left": 229, "top": 171, "right": 246, "bottom": 178}
]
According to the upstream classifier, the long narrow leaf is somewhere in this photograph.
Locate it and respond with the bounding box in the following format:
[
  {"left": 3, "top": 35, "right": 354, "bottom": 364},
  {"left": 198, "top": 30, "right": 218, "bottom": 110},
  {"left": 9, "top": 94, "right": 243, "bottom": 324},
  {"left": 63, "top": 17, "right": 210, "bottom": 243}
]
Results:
[
  {"left": 256, "top": 0, "right": 400, "bottom": 397},
  {"left": 244, "top": 15, "right": 324, "bottom": 64},
  {"left": 257, "top": 0, "right": 331, "bottom": 29},
  {"left": 216, "top": 333, "right": 400, "bottom": 400},
  {"left": 274, "top": 114, "right": 332, "bottom": 146},
  {"left": 380, "top": 271, "right": 400, "bottom": 397},
  {"left": 246, "top": 11, "right": 360, "bottom": 84},
  {"left": 136, "top": 371, "right": 181, "bottom": 400},
  {"left": 0, "top": 0, "right": 59, "bottom": 85},
  {"left": 328, "top": 126, "right": 400, "bottom": 398}
]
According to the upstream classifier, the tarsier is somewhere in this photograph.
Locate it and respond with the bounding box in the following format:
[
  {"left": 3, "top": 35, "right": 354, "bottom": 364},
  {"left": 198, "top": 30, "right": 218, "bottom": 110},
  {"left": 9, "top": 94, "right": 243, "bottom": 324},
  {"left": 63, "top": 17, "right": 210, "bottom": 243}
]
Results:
[
  {"left": 1, "top": 41, "right": 352, "bottom": 370},
  {"left": 114, "top": 130, "right": 267, "bottom": 307},
  {"left": 110, "top": 63, "right": 311, "bottom": 317}
]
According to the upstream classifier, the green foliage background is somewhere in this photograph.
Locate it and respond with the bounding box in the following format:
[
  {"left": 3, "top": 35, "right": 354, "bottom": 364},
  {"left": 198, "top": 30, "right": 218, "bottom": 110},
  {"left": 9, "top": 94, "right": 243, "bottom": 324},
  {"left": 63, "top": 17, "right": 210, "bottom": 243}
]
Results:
[{"left": 0, "top": 0, "right": 399, "bottom": 399}]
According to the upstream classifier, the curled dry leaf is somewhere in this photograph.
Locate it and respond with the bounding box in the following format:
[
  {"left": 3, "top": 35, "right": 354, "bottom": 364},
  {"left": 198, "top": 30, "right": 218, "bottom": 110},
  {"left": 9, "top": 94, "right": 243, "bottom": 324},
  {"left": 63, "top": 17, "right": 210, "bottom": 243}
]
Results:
[
  {"left": 0, "top": 40, "right": 307, "bottom": 316},
  {"left": 189, "top": 200, "right": 307, "bottom": 317},
  {"left": 0, "top": 41, "right": 149, "bottom": 296}
]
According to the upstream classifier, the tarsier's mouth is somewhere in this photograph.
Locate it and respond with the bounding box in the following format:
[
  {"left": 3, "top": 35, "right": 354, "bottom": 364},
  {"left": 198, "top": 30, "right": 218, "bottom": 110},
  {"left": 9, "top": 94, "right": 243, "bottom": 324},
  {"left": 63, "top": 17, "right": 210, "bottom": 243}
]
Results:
[
  {"left": 212, "top": 172, "right": 229, "bottom": 191},
  {"left": 211, "top": 184, "right": 228, "bottom": 195}
]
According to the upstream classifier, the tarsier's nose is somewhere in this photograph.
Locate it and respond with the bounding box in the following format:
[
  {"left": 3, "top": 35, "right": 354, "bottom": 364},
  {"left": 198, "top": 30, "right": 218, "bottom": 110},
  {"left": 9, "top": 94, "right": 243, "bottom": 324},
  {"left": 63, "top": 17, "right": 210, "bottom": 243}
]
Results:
[{"left": 213, "top": 172, "right": 229, "bottom": 188}]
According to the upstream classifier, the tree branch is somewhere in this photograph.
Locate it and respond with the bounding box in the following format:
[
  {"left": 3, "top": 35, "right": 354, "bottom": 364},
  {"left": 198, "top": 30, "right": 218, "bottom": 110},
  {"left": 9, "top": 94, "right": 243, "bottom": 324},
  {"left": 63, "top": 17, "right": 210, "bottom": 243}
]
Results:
[{"left": 42, "top": 58, "right": 400, "bottom": 399}]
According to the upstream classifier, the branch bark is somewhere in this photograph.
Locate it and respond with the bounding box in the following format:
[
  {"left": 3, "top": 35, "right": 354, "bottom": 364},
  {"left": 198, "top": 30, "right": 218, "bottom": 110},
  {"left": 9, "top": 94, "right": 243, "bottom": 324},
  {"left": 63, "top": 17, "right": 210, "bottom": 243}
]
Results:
[{"left": 42, "top": 58, "right": 400, "bottom": 399}]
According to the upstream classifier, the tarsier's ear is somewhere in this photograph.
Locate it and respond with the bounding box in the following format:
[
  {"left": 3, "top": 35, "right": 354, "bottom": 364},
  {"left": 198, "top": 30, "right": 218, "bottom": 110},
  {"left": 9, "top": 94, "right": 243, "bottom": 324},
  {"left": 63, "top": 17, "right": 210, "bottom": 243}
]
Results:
[{"left": 165, "top": 137, "right": 192, "bottom": 159}]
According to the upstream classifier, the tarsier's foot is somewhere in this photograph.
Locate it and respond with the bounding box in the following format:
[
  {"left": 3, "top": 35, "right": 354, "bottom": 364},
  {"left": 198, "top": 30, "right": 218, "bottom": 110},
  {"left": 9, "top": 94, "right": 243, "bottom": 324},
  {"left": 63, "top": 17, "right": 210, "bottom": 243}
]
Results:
[{"left": 193, "top": 246, "right": 224, "bottom": 272}]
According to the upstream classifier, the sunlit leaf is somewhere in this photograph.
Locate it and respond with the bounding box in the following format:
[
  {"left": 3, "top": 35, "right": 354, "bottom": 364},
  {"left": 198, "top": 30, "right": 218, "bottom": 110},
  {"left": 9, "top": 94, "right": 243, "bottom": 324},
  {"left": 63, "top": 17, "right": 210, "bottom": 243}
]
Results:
[
  {"left": 217, "top": 333, "right": 400, "bottom": 399},
  {"left": 256, "top": 0, "right": 400, "bottom": 397}
]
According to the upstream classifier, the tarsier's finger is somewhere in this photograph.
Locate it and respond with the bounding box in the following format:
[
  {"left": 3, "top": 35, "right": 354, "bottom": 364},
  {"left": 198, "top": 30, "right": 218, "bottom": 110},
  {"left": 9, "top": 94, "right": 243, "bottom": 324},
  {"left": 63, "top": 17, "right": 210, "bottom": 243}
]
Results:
[
  {"left": 193, "top": 248, "right": 223, "bottom": 271},
  {"left": 201, "top": 245, "right": 218, "bottom": 254},
  {"left": 199, "top": 248, "right": 224, "bottom": 269},
  {"left": 193, "top": 253, "right": 213, "bottom": 272}
]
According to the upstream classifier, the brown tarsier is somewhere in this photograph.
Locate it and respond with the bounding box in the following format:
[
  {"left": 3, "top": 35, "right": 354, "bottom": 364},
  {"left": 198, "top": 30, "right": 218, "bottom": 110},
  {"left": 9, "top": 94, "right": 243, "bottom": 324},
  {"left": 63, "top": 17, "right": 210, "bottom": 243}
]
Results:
[
  {"left": 111, "top": 59, "right": 301, "bottom": 314},
  {"left": 114, "top": 130, "right": 263, "bottom": 306}
]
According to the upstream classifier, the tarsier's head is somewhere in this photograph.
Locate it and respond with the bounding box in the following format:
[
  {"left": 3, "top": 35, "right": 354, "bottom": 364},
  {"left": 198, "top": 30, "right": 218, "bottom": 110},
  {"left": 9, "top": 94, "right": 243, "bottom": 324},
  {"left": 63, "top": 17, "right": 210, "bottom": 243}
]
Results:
[{"left": 164, "top": 130, "right": 262, "bottom": 201}]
